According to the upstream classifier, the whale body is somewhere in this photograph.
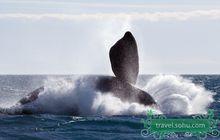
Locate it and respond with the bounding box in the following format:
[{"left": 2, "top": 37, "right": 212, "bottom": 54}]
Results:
[{"left": 0, "top": 31, "right": 157, "bottom": 115}]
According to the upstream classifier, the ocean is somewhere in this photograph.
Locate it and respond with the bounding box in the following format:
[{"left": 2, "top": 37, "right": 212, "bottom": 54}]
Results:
[{"left": 0, "top": 75, "right": 219, "bottom": 139}]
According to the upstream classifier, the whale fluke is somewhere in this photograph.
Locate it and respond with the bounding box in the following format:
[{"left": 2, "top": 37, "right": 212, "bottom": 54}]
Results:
[
  {"left": 96, "top": 76, "right": 156, "bottom": 105},
  {"left": 109, "top": 31, "right": 139, "bottom": 84}
]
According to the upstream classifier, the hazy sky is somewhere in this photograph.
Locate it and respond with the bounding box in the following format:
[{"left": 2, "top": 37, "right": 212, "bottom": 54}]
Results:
[{"left": 0, "top": 0, "right": 220, "bottom": 74}]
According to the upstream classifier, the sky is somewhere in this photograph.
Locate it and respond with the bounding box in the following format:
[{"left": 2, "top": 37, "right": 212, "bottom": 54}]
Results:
[{"left": 0, "top": 0, "right": 220, "bottom": 74}]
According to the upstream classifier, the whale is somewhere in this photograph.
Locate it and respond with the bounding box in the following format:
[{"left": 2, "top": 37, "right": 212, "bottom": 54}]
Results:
[{"left": 0, "top": 31, "right": 157, "bottom": 115}]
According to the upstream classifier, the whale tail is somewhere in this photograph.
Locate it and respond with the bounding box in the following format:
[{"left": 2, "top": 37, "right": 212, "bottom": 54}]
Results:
[
  {"left": 109, "top": 31, "right": 156, "bottom": 105},
  {"left": 110, "top": 31, "right": 139, "bottom": 84}
]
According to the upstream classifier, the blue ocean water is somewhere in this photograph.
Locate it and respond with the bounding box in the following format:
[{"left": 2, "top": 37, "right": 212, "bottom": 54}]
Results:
[{"left": 0, "top": 75, "right": 219, "bottom": 140}]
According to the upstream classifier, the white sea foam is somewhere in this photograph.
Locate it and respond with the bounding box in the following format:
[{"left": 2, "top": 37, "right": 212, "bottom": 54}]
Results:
[
  {"left": 22, "top": 76, "right": 160, "bottom": 115},
  {"left": 1, "top": 75, "right": 215, "bottom": 116},
  {"left": 144, "top": 75, "right": 214, "bottom": 115},
  {"left": 18, "top": 75, "right": 214, "bottom": 115}
]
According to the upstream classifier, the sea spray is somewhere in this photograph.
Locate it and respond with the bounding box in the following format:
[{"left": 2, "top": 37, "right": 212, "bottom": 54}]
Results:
[
  {"left": 144, "top": 75, "right": 214, "bottom": 115},
  {"left": 0, "top": 75, "right": 215, "bottom": 115}
]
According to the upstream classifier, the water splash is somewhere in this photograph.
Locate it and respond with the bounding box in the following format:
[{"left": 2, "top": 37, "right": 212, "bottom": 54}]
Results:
[
  {"left": 144, "top": 75, "right": 214, "bottom": 115},
  {"left": 1, "top": 75, "right": 215, "bottom": 116}
]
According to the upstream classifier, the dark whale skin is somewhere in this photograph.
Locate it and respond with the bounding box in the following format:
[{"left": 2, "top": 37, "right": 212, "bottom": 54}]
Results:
[
  {"left": 109, "top": 31, "right": 139, "bottom": 84},
  {"left": 96, "top": 76, "right": 156, "bottom": 106}
]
